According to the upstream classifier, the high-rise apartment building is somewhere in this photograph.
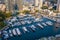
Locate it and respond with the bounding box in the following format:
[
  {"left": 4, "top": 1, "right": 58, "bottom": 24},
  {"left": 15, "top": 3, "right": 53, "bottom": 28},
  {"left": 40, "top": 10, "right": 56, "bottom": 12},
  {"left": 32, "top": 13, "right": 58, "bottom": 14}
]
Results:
[
  {"left": 17, "top": 0, "right": 23, "bottom": 12},
  {"left": 5, "top": 0, "right": 15, "bottom": 12},
  {"left": 34, "top": 0, "right": 43, "bottom": 10},
  {"left": 57, "top": 0, "right": 60, "bottom": 12},
  {"left": 5, "top": 0, "right": 23, "bottom": 13},
  {"left": 39, "top": 0, "right": 43, "bottom": 8},
  {"left": 4, "top": 0, "right": 8, "bottom": 11},
  {"left": 34, "top": 0, "right": 39, "bottom": 6}
]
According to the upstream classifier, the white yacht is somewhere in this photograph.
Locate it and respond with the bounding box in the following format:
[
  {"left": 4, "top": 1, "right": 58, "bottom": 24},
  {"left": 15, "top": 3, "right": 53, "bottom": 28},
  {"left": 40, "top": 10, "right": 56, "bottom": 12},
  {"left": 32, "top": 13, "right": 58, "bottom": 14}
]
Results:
[
  {"left": 22, "top": 27, "right": 29, "bottom": 33},
  {"left": 37, "top": 23, "right": 44, "bottom": 28},
  {"left": 27, "top": 21, "right": 31, "bottom": 24},
  {"left": 21, "top": 21, "right": 25, "bottom": 25},
  {"left": 42, "top": 23, "right": 47, "bottom": 26},
  {"left": 3, "top": 31, "right": 9, "bottom": 39},
  {"left": 12, "top": 29, "right": 17, "bottom": 35},
  {"left": 55, "top": 34, "right": 60, "bottom": 37},
  {"left": 30, "top": 25, "right": 36, "bottom": 31},
  {"left": 15, "top": 28, "right": 21, "bottom": 35},
  {"left": 46, "top": 21, "right": 53, "bottom": 25},
  {"left": 31, "top": 25, "right": 36, "bottom": 29}
]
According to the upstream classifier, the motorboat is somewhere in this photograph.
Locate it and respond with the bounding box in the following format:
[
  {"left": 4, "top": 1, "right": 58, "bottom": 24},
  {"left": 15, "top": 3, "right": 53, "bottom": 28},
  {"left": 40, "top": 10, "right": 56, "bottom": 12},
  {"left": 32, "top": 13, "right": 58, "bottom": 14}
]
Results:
[{"left": 15, "top": 28, "right": 21, "bottom": 35}]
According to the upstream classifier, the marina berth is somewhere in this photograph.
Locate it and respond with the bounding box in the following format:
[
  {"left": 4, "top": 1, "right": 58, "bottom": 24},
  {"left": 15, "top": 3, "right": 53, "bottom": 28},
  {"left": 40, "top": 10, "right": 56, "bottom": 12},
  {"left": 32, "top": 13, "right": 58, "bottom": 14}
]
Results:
[
  {"left": 22, "top": 27, "right": 29, "bottom": 33},
  {"left": 8, "top": 30, "right": 13, "bottom": 37},
  {"left": 15, "top": 28, "right": 21, "bottom": 35},
  {"left": 37, "top": 23, "right": 44, "bottom": 28},
  {"left": 12, "top": 29, "right": 17, "bottom": 36}
]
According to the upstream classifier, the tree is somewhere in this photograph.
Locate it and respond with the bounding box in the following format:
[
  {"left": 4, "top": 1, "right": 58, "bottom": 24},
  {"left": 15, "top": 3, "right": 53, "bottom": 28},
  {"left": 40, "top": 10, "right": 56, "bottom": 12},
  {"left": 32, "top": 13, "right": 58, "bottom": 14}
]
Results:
[
  {"left": 53, "top": 10, "right": 59, "bottom": 13},
  {"left": 35, "top": 10, "right": 39, "bottom": 12},
  {"left": 22, "top": 10, "right": 30, "bottom": 14},
  {"left": 0, "top": 21, "right": 6, "bottom": 29},
  {"left": 0, "top": 11, "right": 6, "bottom": 21},
  {"left": 0, "top": 11, "right": 6, "bottom": 29},
  {"left": 0, "top": 11, "right": 12, "bottom": 30},
  {"left": 49, "top": 8, "right": 55, "bottom": 11},
  {"left": 41, "top": 6, "right": 48, "bottom": 9}
]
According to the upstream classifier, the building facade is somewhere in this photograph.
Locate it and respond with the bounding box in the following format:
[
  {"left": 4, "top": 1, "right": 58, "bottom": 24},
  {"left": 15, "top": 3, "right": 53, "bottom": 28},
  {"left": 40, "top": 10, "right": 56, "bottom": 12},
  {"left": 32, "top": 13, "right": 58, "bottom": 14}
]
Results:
[
  {"left": 39, "top": 0, "right": 43, "bottom": 8},
  {"left": 57, "top": 0, "right": 60, "bottom": 12},
  {"left": 5, "top": 0, "right": 23, "bottom": 13},
  {"left": 0, "top": 4, "right": 6, "bottom": 12},
  {"left": 34, "top": 0, "right": 39, "bottom": 6},
  {"left": 34, "top": 0, "right": 43, "bottom": 10},
  {"left": 17, "top": 0, "right": 23, "bottom": 12},
  {"left": 5, "top": 0, "right": 15, "bottom": 12}
]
